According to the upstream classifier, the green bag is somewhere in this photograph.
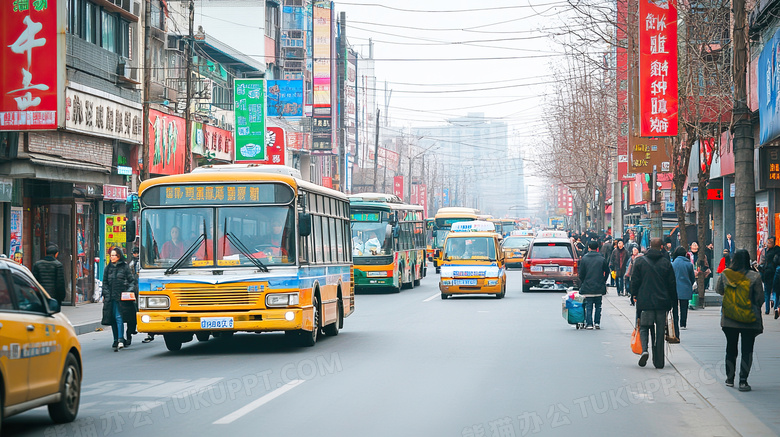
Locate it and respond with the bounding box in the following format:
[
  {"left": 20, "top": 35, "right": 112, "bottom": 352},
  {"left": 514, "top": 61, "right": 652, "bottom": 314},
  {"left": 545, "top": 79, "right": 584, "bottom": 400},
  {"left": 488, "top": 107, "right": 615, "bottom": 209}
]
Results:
[{"left": 722, "top": 270, "right": 756, "bottom": 323}]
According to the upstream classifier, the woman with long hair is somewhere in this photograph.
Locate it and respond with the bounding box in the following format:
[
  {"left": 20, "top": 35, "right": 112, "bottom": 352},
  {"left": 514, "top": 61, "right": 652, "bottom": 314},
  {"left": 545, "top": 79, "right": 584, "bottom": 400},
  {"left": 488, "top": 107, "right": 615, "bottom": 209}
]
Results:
[
  {"left": 715, "top": 249, "right": 764, "bottom": 391},
  {"left": 101, "top": 247, "right": 138, "bottom": 351}
]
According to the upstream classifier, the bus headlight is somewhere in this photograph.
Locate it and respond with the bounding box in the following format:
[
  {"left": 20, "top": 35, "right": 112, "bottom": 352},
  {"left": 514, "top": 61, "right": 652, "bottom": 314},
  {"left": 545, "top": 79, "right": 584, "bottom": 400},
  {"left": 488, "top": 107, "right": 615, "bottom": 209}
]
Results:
[
  {"left": 140, "top": 296, "right": 170, "bottom": 310},
  {"left": 266, "top": 293, "right": 299, "bottom": 307}
]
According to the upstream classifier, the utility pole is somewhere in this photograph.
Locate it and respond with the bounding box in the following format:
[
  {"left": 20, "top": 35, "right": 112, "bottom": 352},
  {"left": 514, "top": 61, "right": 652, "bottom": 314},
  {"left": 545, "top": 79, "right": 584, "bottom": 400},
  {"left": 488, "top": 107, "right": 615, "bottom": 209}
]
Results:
[
  {"left": 183, "top": 0, "right": 194, "bottom": 173},
  {"left": 732, "top": 0, "right": 757, "bottom": 259},
  {"left": 142, "top": 0, "right": 151, "bottom": 180},
  {"left": 338, "top": 12, "right": 347, "bottom": 193},
  {"left": 373, "top": 109, "right": 380, "bottom": 191}
]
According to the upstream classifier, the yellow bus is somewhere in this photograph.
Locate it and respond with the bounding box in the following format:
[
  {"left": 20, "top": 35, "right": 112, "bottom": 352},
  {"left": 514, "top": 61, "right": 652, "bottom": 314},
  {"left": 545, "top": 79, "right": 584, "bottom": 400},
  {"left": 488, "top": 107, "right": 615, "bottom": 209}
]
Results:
[
  {"left": 432, "top": 207, "right": 479, "bottom": 273},
  {"left": 134, "top": 164, "right": 354, "bottom": 351}
]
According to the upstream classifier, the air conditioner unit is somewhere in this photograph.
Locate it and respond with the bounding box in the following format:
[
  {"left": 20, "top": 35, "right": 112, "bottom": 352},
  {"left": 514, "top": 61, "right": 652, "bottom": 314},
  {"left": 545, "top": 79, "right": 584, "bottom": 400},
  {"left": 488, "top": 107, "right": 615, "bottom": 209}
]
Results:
[
  {"left": 117, "top": 58, "right": 130, "bottom": 79},
  {"left": 165, "top": 34, "right": 181, "bottom": 51}
]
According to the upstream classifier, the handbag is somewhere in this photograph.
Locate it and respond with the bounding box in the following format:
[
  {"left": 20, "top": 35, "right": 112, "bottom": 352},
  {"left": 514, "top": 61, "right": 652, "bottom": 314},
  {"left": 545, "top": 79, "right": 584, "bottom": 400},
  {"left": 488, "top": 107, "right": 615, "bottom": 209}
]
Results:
[
  {"left": 121, "top": 292, "right": 136, "bottom": 301},
  {"left": 665, "top": 311, "right": 680, "bottom": 343},
  {"left": 631, "top": 324, "right": 642, "bottom": 355},
  {"left": 101, "top": 302, "right": 113, "bottom": 326},
  {"left": 611, "top": 270, "right": 616, "bottom": 279}
]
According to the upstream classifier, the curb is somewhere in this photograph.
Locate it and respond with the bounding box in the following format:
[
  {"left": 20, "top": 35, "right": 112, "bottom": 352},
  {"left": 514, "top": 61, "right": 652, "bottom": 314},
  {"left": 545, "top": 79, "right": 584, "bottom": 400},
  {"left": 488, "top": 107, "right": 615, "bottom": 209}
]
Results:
[{"left": 74, "top": 321, "right": 104, "bottom": 336}]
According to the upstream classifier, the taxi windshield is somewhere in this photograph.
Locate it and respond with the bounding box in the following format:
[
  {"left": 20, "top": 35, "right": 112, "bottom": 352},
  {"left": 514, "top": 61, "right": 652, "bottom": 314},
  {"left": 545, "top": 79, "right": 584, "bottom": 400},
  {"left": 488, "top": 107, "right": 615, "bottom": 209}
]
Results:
[
  {"left": 444, "top": 237, "right": 496, "bottom": 260},
  {"left": 502, "top": 237, "right": 531, "bottom": 249}
]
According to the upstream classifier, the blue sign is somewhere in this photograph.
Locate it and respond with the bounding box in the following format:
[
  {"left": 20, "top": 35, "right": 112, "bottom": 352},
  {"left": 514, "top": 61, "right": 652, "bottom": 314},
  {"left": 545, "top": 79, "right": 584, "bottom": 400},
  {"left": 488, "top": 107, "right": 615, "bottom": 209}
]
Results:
[
  {"left": 267, "top": 80, "right": 304, "bottom": 117},
  {"left": 443, "top": 188, "right": 449, "bottom": 207},
  {"left": 759, "top": 28, "right": 780, "bottom": 144}
]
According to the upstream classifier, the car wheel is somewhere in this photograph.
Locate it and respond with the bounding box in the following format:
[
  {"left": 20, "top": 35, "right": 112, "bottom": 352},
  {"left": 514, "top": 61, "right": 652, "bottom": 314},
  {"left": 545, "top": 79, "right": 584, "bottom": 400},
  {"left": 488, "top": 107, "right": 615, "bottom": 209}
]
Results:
[
  {"left": 297, "top": 295, "right": 320, "bottom": 346},
  {"left": 323, "top": 297, "right": 341, "bottom": 336},
  {"left": 48, "top": 353, "right": 81, "bottom": 423},
  {"left": 196, "top": 332, "right": 210, "bottom": 342},
  {"left": 522, "top": 282, "right": 531, "bottom": 293},
  {"left": 163, "top": 334, "right": 183, "bottom": 351},
  {"left": 441, "top": 293, "right": 449, "bottom": 300}
]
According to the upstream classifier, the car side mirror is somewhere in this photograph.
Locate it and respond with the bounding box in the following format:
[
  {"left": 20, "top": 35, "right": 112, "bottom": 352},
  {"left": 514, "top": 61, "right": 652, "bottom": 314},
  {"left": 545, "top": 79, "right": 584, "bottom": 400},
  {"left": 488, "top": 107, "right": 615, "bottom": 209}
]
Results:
[
  {"left": 298, "top": 212, "right": 311, "bottom": 237},
  {"left": 47, "top": 297, "right": 61, "bottom": 314}
]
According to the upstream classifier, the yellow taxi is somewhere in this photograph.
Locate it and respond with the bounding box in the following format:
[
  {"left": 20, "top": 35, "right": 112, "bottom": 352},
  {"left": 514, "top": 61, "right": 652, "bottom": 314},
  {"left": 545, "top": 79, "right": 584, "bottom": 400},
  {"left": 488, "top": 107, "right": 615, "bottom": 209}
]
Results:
[
  {"left": 439, "top": 221, "right": 507, "bottom": 299},
  {"left": 501, "top": 231, "right": 534, "bottom": 269},
  {"left": 0, "top": 259, "right": 82, "bottom": 429}
]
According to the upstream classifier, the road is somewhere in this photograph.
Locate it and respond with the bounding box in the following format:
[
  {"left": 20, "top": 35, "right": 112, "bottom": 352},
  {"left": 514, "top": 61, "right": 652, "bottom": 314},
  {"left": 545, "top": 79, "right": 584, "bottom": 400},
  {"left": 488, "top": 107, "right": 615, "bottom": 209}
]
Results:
[{"left": 4, "top": 268, "right": 759, "bottom": 436}]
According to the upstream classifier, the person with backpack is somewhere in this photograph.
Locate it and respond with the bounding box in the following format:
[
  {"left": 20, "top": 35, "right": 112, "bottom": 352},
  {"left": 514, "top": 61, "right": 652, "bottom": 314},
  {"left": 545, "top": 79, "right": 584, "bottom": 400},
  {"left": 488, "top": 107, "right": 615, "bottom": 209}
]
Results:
[{"left": 715, "top": 249, "right": 764, "bottom": 391}]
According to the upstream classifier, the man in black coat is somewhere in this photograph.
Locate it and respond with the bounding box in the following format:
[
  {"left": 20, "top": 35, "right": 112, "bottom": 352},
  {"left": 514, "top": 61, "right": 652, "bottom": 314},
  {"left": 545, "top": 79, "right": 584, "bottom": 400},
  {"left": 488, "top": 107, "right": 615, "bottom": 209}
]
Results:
[
  {"left": 609, "top": 239, "right": 630, "bottom": 296},
  {"left": 578, "top": 240, "right": 610, "bottom": 329},
  {"left": 759, "top": 237, "right": 780, "bottom": 314},
  {"left": 32, "top": 244, "right": 66, "bottom": 305},
  {"left": 630, "top": 238, "right": 678, "bottom": 369}
]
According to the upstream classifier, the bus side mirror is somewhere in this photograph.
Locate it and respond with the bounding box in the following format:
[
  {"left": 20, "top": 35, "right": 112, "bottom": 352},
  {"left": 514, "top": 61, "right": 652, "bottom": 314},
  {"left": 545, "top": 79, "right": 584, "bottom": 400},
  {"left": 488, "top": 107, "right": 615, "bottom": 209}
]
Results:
[
  {"left": 298, "top": 213, "right": 312, "bottom": 237},
  {"left": 126, "top": 218, "right": 136, "bottom": 243}
]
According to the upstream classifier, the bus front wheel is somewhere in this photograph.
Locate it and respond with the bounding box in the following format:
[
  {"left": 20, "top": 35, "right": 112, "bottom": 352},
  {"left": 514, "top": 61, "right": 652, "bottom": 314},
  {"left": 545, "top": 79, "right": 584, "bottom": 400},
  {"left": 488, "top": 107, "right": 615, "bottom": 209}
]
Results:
[
  {"left": 163, "top": 334, "right": 183, "bottom": 352},
  {"left": 297, "top": 295, "right": 320, "bottom": 346}
]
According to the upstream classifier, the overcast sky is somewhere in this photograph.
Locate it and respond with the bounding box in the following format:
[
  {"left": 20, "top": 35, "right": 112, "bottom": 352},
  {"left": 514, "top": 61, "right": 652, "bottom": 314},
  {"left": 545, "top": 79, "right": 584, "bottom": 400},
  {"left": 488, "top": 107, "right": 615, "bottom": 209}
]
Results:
[{"left": 335, "top": 0, "right": 580, "bottom": 209}]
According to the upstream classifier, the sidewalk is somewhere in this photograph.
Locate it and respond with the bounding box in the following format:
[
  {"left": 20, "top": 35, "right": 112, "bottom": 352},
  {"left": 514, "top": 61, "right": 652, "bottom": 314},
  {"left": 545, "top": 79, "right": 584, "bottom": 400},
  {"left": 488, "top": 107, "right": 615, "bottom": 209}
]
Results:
[
  {"left": 605, "top": 288, "right": 780, "bottom": 436},
  {"left": 61, "top": 302, "right": 104, "bottom": 335}
]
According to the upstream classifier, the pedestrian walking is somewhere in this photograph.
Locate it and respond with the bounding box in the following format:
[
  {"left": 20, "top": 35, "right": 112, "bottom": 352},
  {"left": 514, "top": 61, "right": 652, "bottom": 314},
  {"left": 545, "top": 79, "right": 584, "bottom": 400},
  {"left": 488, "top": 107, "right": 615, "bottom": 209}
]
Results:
[
  {"left": 601, "top": 236, "right": 614, "bottom": 286},
  {"left": 629, "top": 238, "right": 677, "bottom": 369},
  {"left": 574, "top": 237, "right": 585, "bottom": 258},
  {"left": 717, "top": 248, "right": 731, "bottom": 274},
  {"left": 609, "top": 239, "right": 630, "bottom": 296},
  {"left": 671, "top": 246, "right": 695, "bottom": 338},
  {"left": 578, "top": 240, "right": 609, "bottom": 330},
  {"left": 758, "top": 236, "right": 780, "bottom": 315},
  {"left": 101, "top": 247, "right": 138, "bottom": 351},
  {"left": 625, "top": 246, "right": 643, "bottom": 306},
  {"left": 715, "top": 249, "right": 764, "bottom": 391},
  {"left": 725, "top": 233, "right": 736, "bottom": 254},
  {"left": 32, "top": 244, "right": 67, "bottom": 306}
]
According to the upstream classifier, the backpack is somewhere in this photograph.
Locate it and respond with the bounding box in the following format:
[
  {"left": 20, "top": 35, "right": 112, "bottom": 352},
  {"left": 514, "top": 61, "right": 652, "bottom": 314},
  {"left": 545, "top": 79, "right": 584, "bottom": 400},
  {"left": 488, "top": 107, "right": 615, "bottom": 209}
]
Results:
[{"left": 722, "top": 270, "right": 756, "bottom": 323}]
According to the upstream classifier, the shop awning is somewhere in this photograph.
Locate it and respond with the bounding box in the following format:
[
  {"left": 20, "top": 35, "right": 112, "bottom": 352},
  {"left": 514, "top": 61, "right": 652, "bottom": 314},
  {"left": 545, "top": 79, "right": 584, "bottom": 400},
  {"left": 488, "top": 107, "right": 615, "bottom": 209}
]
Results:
[{"left": 0, "top": 154, "right": 110, "bottom": 185}]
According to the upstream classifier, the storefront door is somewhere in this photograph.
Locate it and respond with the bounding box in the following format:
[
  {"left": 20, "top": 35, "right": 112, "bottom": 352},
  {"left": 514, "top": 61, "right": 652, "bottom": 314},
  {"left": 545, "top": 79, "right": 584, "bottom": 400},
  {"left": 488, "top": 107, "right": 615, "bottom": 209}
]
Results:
[
  {"left": 76, "top": 203, "right": 95, "bottom": 303},
  {"left": 33, "top": 203, "right": 74, "bottom": 304}
]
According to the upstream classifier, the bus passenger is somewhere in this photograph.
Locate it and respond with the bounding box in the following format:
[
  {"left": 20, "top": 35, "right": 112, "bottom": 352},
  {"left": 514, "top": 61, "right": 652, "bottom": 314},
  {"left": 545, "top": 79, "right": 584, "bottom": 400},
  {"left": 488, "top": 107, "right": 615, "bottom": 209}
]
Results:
[{"left": 364, "top": 231, "right": 382, "bottom": 254}]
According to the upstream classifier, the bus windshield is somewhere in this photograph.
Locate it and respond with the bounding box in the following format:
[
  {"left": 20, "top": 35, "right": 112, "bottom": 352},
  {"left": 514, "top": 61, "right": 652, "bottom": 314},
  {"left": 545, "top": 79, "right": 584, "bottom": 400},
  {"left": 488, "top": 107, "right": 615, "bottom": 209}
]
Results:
[
  {"left": 351, "top": 222, "right": 392, "bottom": 256},
  {"left": 141, "top": 205, "right": 295, "bottom": 268}
]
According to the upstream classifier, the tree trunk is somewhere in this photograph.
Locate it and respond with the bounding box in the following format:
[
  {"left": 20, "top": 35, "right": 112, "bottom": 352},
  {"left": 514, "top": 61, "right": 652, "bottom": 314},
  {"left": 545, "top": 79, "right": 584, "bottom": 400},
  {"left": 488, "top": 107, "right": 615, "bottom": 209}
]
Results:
[
  {"left": 733, "top": 0, "right": 757, "bottom": 259},
  {"left": 697, "top": 167, "right": 710, "bottom": 299},
  {"left": 674, "top": 174, "right": 688, "bottom": 250}
]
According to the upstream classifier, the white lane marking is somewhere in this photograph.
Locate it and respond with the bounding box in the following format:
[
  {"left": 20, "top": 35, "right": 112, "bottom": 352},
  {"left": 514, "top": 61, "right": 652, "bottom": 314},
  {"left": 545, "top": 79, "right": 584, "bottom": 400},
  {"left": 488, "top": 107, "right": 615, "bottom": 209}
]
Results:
[
  {"left": 423, "top": 292, "right": 440, "bottom": 302},
  {"left": 213, "top": 380, "right": 305, "bottom": 424}
]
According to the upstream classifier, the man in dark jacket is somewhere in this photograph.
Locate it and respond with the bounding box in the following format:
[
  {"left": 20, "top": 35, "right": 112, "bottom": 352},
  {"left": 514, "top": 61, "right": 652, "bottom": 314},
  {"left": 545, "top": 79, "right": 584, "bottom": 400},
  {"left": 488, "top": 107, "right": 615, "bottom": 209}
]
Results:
[
  {"left": 759, "top": 237, "right": 780, "bottom": 314},
  {"left": 630, "top": 238, "right": 677, "bottom": 369},
  {"left": 32, "top": 244, "right": 66, "bottom": 305},
  {"left": 609, "top": 239, "right": 630, "bottom": 296},
  {"left": 578, "top": 240, "right": 609, "bottom": 329},
  {"left": 601, "top": 236, "right": 614, "bottom": 285}
]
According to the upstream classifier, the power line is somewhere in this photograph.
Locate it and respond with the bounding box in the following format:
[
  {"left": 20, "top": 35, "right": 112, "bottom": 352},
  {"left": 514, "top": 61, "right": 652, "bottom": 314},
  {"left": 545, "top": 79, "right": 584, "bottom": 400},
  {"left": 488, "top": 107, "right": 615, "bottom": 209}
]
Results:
[{"left": 336, "top": 1, "right": 568, "bottom": 13}]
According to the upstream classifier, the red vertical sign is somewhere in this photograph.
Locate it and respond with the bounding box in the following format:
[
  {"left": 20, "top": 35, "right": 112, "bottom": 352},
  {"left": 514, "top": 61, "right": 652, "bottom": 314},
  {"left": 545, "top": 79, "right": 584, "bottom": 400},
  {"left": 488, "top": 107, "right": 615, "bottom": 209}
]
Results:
[
  {"left": 257, "top": 127, "right": 285, "bottom": 165},
  {"left": 0, "top": 0, "right": 59, "bottom": 130},
  {"left": 393, "top": 176, "right": 404, "bottom": 199},
  {"left": 148, "top": 110, "right": 186, "bottom": 175},
  {"left": 322, "top": 177, "right": 332, "bottom": 189},
  {"left": 420, "top": 184, "right": 428, "bottom": 218},
  {"left": 639, "top": 0, "right": 678, "bottom": 136}
]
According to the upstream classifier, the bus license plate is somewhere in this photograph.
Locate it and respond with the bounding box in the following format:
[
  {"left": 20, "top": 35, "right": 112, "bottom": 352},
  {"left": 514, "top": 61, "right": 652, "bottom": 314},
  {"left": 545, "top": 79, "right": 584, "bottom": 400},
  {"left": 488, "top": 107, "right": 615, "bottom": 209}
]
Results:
[
  {"left": 201, "top": 317, "right": 234, "bottom": 330},
  {"left": 543, "top": 266, "right": 558, "bottom": 273},
  {"left": 453, "top": 279, "right": 477, "bottom": 286}
]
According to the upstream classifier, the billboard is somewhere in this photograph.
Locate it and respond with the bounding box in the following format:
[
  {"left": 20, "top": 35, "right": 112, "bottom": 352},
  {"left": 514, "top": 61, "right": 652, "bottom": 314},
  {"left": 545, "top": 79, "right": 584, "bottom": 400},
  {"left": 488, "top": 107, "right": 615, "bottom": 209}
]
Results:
[
  {"left": 192, "top": 122, "right": 234, "bottom": 162},
  {"left": 393, "top": 176, "right": 404, "bottom": 199},
  {"left": 0, "top": 0, "right": 60, "bottom": 130},
  {"left": 260, "top": 127, "right": 286, "bottom": 165},
  {"left": 234, "top": 78, "right": 267, "bottom": 162},
  {"left": 148, "top": 109, "right": 186, "bottom": 175},
  {"left": 267, "top": 80, "right": 304, "bottom": 117},
  {"left": 758, "top": 27, "right": 780, "bottom": 145},
  {"left": 638, "top": 0, "right": 678, "bottom": 136},
  {"left": 313, "top": 3, "right": 331, "bottom": 107}
]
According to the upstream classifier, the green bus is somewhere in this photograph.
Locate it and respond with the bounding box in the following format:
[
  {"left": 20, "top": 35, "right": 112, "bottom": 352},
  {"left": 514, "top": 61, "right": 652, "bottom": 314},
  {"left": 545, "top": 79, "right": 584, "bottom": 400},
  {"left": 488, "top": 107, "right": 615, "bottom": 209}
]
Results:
[{"left": 348, "top": 193, "right": 426, "bottom": 292}]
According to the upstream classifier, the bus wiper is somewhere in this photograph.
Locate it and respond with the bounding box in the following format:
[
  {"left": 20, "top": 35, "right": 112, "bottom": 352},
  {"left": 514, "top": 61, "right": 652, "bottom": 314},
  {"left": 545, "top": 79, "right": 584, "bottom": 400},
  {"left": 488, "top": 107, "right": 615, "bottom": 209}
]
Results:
[
  {"left": 165, "top": 218, "right": 208, "bottom": 275},
  {"left": 224, "top": 231, "right": 269, "bottom": 273}
]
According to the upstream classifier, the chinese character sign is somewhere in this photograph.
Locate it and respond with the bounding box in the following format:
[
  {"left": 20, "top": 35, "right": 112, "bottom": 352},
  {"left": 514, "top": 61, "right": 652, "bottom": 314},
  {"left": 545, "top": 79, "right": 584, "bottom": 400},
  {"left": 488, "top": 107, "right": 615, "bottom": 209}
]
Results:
[
  {"left": 758, "top": 27, "right": 780, "bottom": 145},
  {"left": 234, "top": 79, "right": 266, "bottom": 162},
  {"left": 313, "top": 4, "right": 331, "bottom": 107},
  {"left": 393, "top": 176, "right": 404, "bottom": 199},
  {"left": 148, "top": 109, "right": 186, "bottom": 175},
  {"left": 639, "top": 0, "right": 678, "bottom": 137},
  {"left": 256, "top": 127, "right": 285, "bottom": 165},
  {"left": 0, "top": 0, "right": 59, "bottom": 130}
]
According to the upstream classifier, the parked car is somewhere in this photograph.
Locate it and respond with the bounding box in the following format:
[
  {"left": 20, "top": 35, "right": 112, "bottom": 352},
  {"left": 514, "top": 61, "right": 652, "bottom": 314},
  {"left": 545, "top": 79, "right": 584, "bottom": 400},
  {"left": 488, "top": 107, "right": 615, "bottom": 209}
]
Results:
[{"left": 522, "top": 230, "right": 579, "bottom": 292}]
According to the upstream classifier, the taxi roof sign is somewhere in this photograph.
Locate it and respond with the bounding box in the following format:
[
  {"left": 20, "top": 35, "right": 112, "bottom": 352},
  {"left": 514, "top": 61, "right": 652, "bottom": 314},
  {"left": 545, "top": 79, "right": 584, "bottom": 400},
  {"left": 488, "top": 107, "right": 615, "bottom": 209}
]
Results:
[
  {"left": 511, "top": 230, "right": 535, "bottom": 237},
  {"left": 536, "top": 230, "right": 568, "bottom": 239},
  {"left": 451, "top": 220, "right": 496, "bottom": 233}
]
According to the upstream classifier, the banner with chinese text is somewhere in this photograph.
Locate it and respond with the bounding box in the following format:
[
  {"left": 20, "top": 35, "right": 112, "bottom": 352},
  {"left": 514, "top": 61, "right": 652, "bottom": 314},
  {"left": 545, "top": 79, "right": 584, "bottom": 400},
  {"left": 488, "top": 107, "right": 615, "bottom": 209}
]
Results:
[
  {"left": 148, "top": 109, "right": 186, "bottom": 175},
  {"left": 393, "top": 176, "right": 404, "bottom": 199},
  {"left": 0, "top": 0, "right": 60, "bottom": 130},
  {"left": 234, "top": 78, "right": 266, "bottom": 162},
  {"left": 639, "top": 0, "right": 678, "bottom": 136}
]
